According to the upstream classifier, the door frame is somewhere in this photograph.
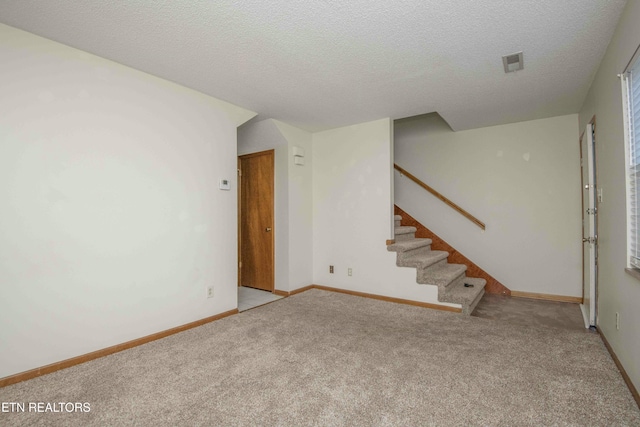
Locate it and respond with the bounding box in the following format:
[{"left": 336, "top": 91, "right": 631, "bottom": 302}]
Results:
[
  {"left": 579, "top": 116, "right": 598, "bottom": 328},
  {"left": 237, "top": 149, "right": 275, "bottom": 292}
]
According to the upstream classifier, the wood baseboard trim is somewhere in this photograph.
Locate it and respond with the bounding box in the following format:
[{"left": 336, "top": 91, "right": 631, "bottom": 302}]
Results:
[
  {"left": 288, "top": 285, "right": 315, "bottom": 296},
  {"left": 275, "top": 284, "right": 461, "bottom": 313},
  {"left": 599, "top": 330, "right": 640, "bottom": 409},
  {"left": 311, "top": 284, "right": 462, "bottom": 313},
  {"left": 273, "top": 285, "right": 316, "bottom": 297},
  {"left": 511, "top": 291, "right": 582, "bottom": 304},
  {"left": 0, "top": 308, "right": 238, "bottom": 388}
]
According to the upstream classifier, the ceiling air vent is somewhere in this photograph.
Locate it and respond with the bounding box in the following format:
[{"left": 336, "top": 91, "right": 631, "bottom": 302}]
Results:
[{"left": 502, "top": 52, "right": 524, "bottom": 73}]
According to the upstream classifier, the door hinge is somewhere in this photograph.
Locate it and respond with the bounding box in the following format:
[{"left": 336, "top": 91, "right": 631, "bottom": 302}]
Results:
[
  {"left": 583, "top": 236, "right": 598, "bottom": 244},
  {"left": 239, "top": 261, "right": 242, "bottom": 268},
  {"left": 586, "top": 208, "right": 597, "bottom": 215},
  {"left": 238, "top": 168, "right": 242, "bottom": 177}
]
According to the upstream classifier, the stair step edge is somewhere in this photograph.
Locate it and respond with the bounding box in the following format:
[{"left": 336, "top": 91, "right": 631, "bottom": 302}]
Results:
[
  {"left": 387, "top": 238, "right": 432, "bottom": 252},
  {"left": 439, "top": 279, "right": 486, "bottom": 307},
  {"left": 424, "top": 262, "right": 467, "bottom": 279},
  {"left": 466, "top": 288, "right": 486, "bottom": 315},
  {"left": 417, "top": 264, "right": 467, "bottom": 287},
  {"left": 394, "top": 226, "right": 417, "bottom": 235},
  {"left": 398, "top": 251, "right": 448, "bottom": 268}
]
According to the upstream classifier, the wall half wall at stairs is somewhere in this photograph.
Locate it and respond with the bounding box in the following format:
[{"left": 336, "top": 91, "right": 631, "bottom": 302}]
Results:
[
  {"left": 312, "top": 118, "right": 457, "bottom": 308},
  {"left": 394, "top": 113, "right": 582, "bottom": 297}
]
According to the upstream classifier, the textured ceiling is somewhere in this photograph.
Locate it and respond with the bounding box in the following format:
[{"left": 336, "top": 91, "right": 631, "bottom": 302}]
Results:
[{"left": 0, "top": 0, "right": 628, "bottom": 131}]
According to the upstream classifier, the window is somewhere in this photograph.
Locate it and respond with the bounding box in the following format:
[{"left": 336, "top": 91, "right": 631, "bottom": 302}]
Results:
[{"left": 623, "top": 49, "right": 640, "bottom": 268}]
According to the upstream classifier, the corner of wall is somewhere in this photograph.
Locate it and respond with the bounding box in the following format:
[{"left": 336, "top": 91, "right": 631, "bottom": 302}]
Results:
[
  {"left": 310, "top": 118, "right": 441, "bottom": 304},
  {"left": 273, "top": 120, "right": 314, "bottom": 290}
]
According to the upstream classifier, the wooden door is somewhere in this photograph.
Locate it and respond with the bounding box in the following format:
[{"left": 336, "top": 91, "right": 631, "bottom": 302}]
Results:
[{"left": 238, "top": 150, "right": 274, "bottom": 291}]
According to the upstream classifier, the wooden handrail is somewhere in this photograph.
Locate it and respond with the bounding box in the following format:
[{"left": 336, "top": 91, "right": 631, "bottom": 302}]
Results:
[{"left": 394, "top": 163, "right": 486, "bottom": 230}]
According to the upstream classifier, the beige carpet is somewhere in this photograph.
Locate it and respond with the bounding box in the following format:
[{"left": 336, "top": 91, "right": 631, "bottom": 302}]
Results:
[{"left": 1, "top": 289, "right": 638, "bottom": 426}]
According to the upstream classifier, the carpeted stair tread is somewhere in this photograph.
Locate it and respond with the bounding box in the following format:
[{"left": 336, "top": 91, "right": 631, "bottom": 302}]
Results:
[
  {"left": 394, "top": 215, "right": 402, "bottom": 221},
  {"left": 395, "top": 225, "right": 417, "bottom": 235},
  {"left": 440, "top": 278, "right": 486, "bottom": 315},
  {"left": 387, "top": 238, "right": 432, "bottom": 253},
  {"left": 398, "top": 250, "right": 448, "bottom": 268},
  {"left": 420, "top": 262, "right": 467, "bottom": 287}
]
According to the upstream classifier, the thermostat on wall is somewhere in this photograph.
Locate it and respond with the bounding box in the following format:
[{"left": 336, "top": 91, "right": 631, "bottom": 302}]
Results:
[{"left": 218, "top": 179, "right": 231, "bottom": 190}]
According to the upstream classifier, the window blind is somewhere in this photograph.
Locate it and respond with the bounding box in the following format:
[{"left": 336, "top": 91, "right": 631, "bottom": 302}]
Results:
[{"left": 627, "top": 56, "right": 640, "bottom": 268}]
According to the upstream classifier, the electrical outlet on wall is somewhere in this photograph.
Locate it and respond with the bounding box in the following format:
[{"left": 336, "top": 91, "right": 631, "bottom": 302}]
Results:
[
  {"left": 348, "top": 268, "right": 352, "bottom": 276},
  {"left": 207, "top": 286, "right": 214, "bottom": 299},
  {"left": 329, "top": 265, "right": 334, "bottom": 274},
  {"left": 616, "top": 312, "right": 620, "bottom": 330}
]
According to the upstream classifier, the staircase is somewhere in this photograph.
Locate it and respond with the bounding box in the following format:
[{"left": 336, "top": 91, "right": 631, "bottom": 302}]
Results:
[{"left": 387, "top": 215, "right": 486, "bottom": 315}]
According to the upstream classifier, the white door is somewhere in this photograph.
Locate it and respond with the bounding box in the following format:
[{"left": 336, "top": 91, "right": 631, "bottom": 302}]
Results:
[{"left": 580, "top": 123, "right": 597, "bottom": 328}]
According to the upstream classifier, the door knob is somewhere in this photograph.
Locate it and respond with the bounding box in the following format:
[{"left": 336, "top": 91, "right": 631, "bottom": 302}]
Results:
[{"left": 265, "top": 227, "right": 272, "bottom": 232}]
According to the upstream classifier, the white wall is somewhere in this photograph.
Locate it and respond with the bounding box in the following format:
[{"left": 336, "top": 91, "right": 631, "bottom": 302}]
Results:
[
  {"left": 394, "top": 113, "right": 582, "bottom": 297},
  {"left": 0, "top": 24, "right": 255, "bottom": 378},
  {"left": 312, "top": 118, "right": 457, "bottom": 307},
  {"left": 274, "top": 121, "right": 314, "bottom": 291},
  {"left": 237, "top": 119, "right": 287, "bottom": 156},
  {"left": 578, "top": 0, "right": 640, "bottom": 393}
]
